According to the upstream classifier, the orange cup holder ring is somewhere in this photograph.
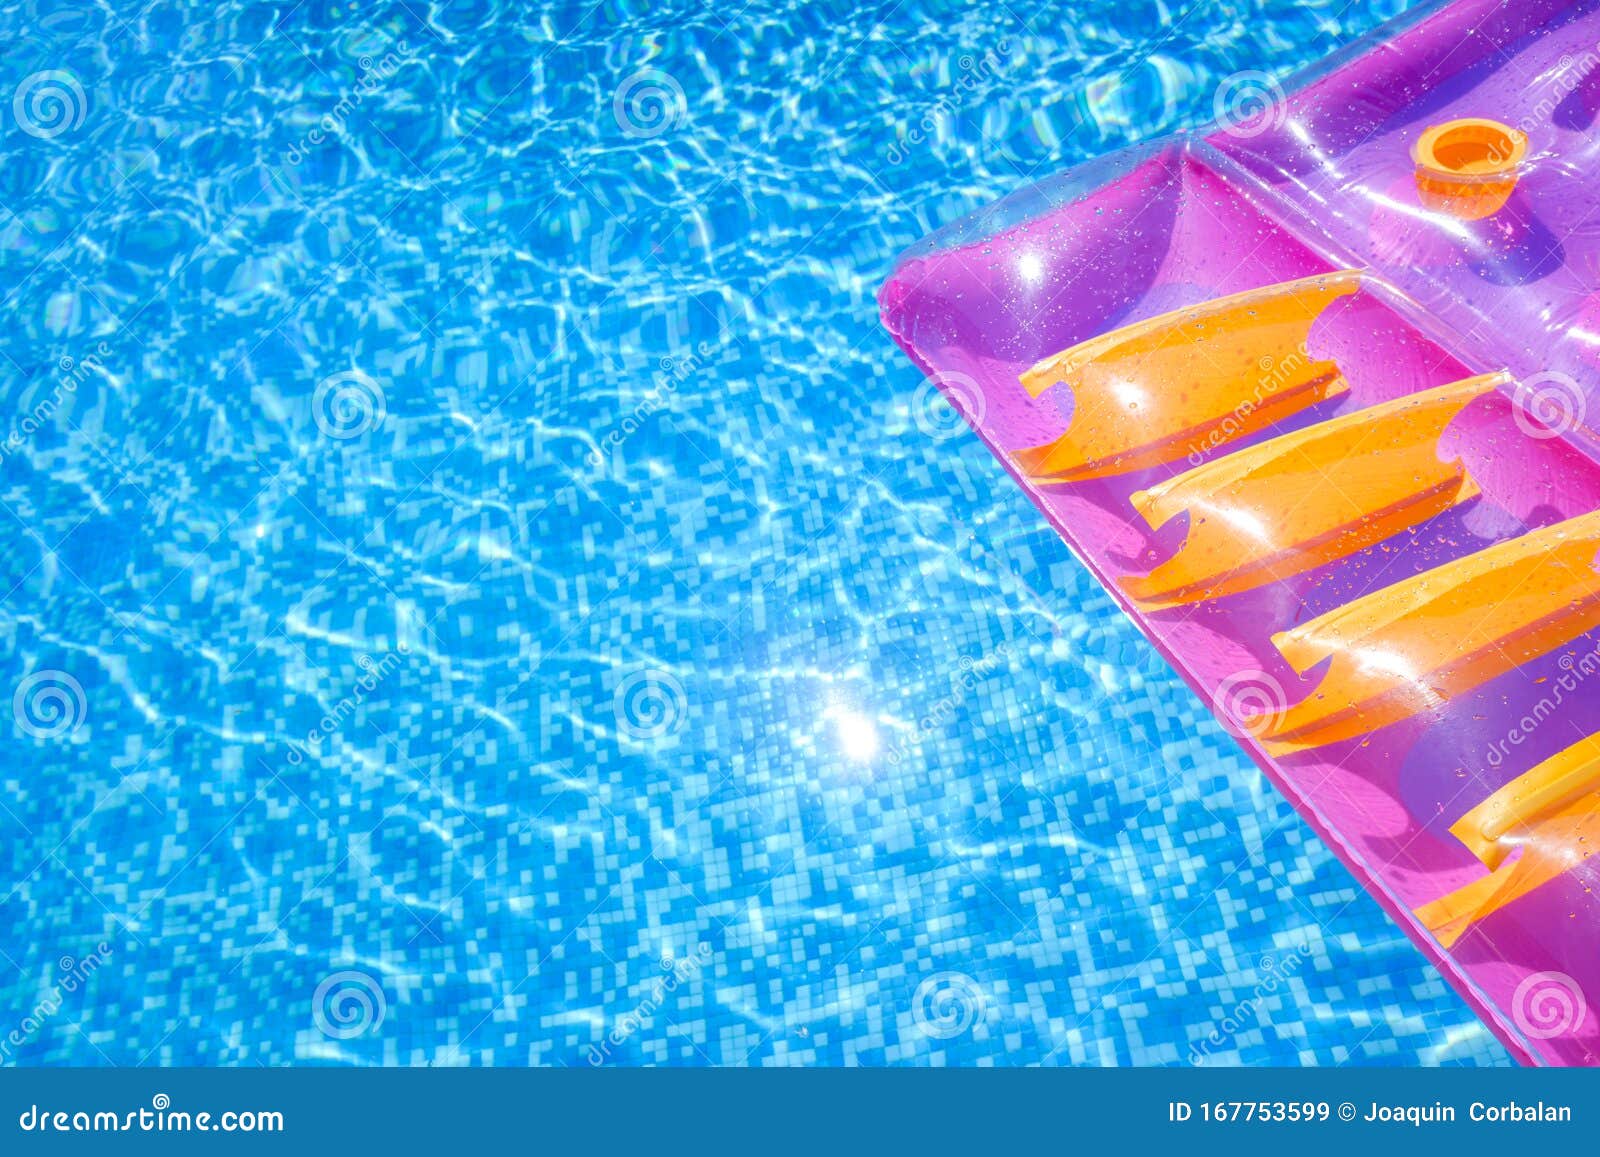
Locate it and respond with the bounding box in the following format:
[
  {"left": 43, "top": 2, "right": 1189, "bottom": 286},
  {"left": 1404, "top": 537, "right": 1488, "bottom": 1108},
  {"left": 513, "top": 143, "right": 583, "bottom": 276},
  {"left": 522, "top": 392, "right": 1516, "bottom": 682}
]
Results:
[{"left": 1412, "top": 117, "right": 1528, "bottom": 220}]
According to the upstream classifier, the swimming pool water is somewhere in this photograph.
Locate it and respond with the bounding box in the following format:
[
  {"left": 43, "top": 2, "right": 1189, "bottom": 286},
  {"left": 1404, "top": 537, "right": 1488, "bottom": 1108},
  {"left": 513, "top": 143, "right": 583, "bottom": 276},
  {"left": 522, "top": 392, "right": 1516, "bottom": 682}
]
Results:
[{"left": 0, "top": 0, "right": 1512, "bottom": 1066}]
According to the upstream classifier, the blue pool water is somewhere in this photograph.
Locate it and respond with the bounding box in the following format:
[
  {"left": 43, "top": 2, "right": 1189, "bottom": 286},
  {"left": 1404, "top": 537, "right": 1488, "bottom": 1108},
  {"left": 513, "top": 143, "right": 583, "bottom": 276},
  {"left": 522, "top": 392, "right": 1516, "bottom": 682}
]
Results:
[{"left": 0, "top": 0, "right": 1512, "bottom": 1066}]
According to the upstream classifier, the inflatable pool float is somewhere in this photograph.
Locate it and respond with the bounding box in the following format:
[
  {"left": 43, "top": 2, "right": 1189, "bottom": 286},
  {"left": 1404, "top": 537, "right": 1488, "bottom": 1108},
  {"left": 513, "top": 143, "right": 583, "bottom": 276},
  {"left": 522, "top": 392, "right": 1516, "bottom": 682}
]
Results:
[{"left": 880, "top": 0, "right": 1600, "bottom": 1066}]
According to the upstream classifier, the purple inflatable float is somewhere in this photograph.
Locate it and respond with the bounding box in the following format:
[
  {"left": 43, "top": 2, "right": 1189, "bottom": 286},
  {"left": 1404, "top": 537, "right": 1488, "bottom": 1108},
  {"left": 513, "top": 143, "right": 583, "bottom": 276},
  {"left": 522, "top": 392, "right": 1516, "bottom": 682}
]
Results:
[{"left": 882, "top": 0, "right": 1600, "bottom": 1066}]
